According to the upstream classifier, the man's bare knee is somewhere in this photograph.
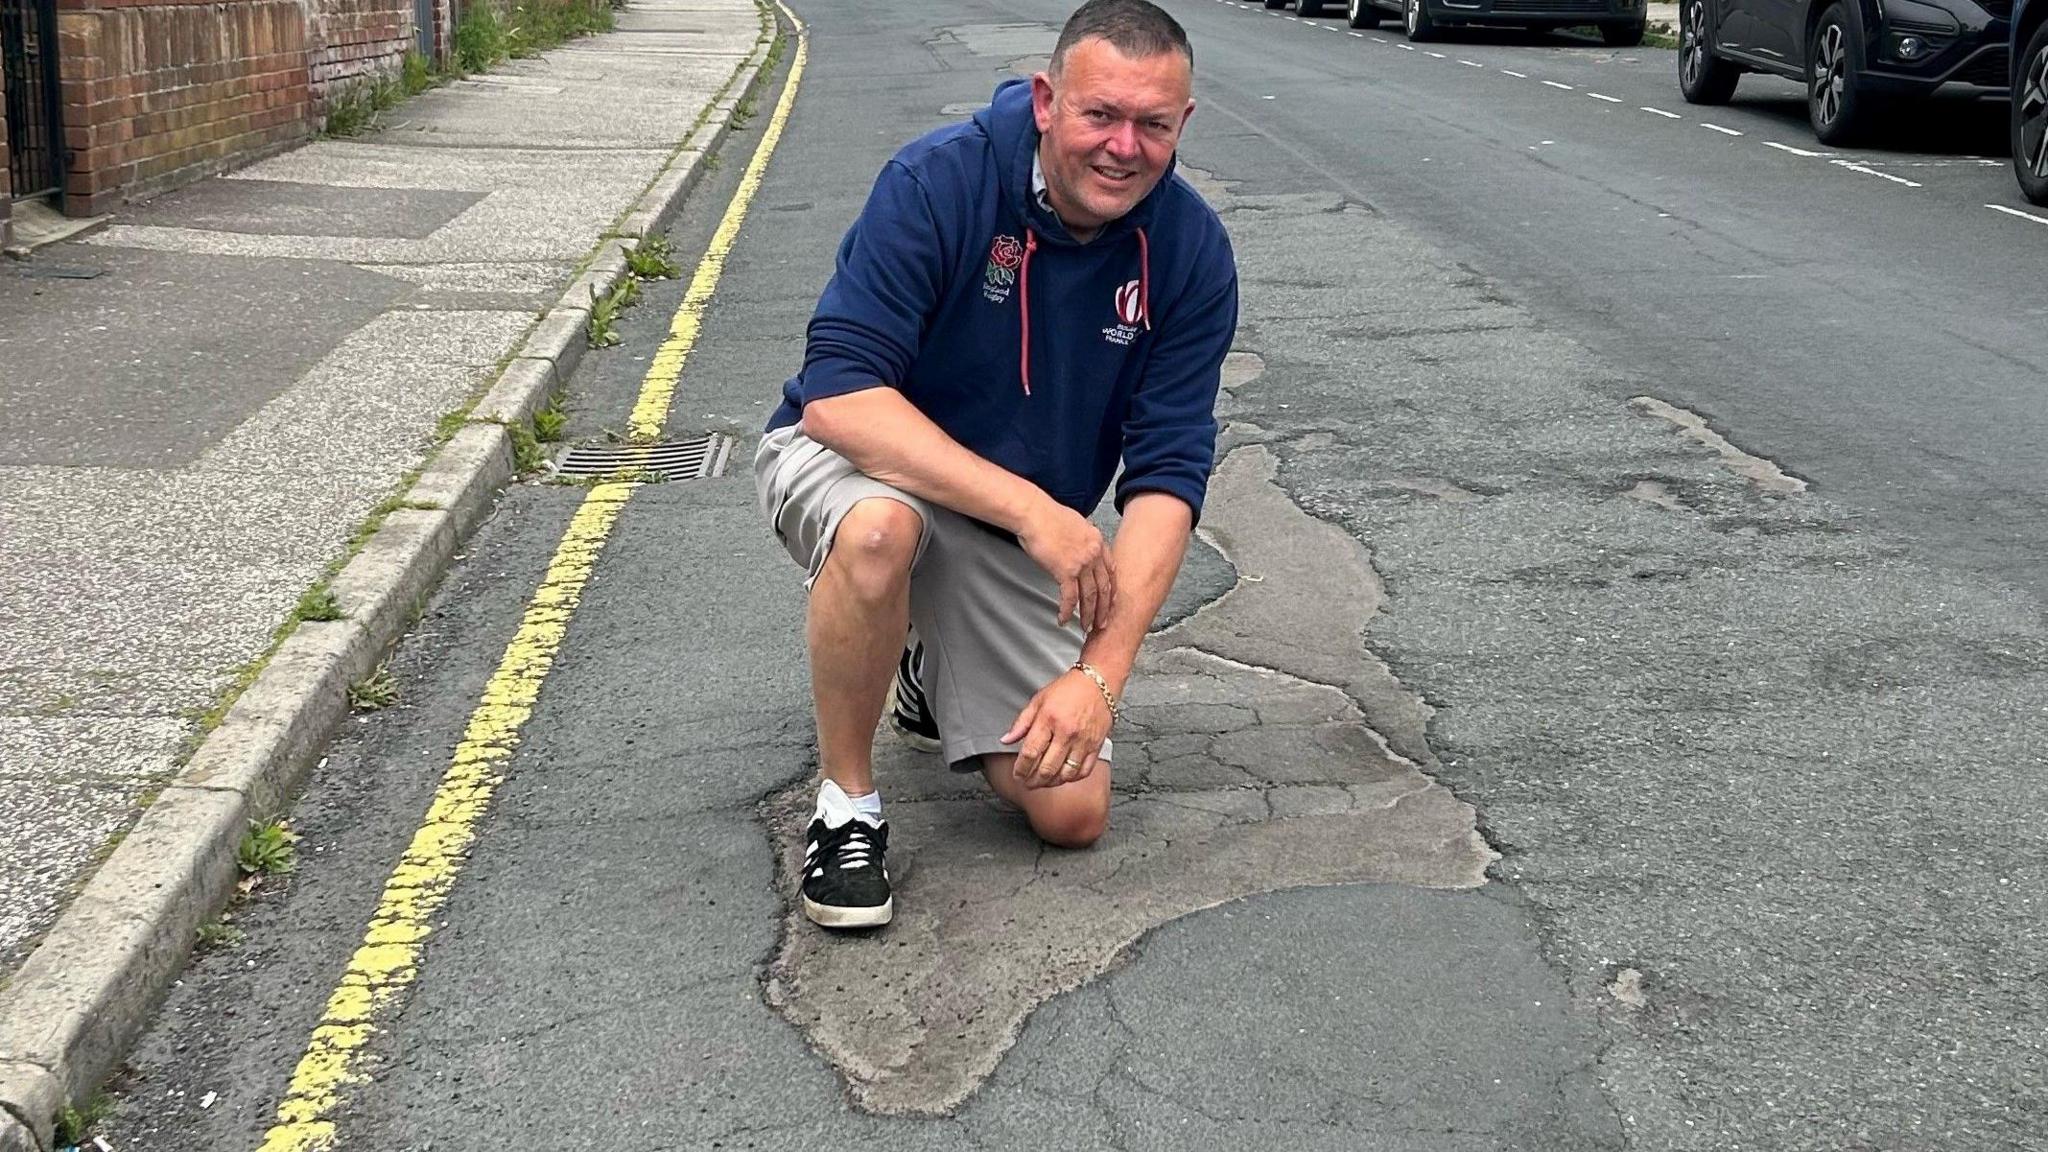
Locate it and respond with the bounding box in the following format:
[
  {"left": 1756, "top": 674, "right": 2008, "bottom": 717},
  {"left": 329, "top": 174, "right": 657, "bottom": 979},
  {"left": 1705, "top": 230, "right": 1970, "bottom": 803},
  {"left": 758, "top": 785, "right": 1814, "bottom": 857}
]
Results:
[
  {"left": 1030, "top": 794, "right": 1109, "bottom": 850},
  {"left": 825, "top": 499, "right": 921, "bottom": 604}
]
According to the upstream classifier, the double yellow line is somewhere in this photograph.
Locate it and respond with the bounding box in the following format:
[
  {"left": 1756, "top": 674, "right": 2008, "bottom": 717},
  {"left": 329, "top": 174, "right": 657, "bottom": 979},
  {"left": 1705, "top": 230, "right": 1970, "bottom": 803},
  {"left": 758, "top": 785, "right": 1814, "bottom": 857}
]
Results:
[{"left": 256, "top": 9, "right": 808, "bottom": 1150}]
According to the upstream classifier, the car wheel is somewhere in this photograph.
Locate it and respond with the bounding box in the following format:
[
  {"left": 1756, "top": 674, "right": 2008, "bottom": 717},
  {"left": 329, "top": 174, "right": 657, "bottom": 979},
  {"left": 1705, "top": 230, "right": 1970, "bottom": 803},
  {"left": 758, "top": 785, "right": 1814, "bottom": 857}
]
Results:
[
  {"left": 1264, "top": 0, "right": 1287, "bottom": 9},
  {"left": 1299, "top": 0, "right": 1325, "bottom": 14},
  {"left": 1404, "top": 0, "right": 1440, "bottom": 41},
  {"left": 1678, "top": 0, "right": 1740, "bottom": 104},
  {"left": 1603, "top": 19, "right": 1647, "bottom": 47},
  {"left": 1349, "top": 0, "right": 1383, "bottom": 28},
  {"left": 2014, "top": 20, "right": 2048, "bottom": 205},
  {"left": 1808, "top": 4, "right": 1874, "bottom": 145}
]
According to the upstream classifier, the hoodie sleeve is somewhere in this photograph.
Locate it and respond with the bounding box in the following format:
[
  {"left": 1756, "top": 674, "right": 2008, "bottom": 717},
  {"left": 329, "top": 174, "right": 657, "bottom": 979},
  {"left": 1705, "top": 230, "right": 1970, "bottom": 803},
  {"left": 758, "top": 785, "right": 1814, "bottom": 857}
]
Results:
[
  {"left": 1115, "top": 225, "right": 1239, "bottom": 527},
  {"left": 795, "top": 160, "right": 949, "bottom": 406}
]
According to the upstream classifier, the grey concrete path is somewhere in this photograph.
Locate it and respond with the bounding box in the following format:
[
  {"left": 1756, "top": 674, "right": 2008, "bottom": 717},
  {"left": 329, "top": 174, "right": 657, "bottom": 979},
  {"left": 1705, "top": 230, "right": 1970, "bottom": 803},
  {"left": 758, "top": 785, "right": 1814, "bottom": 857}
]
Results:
[{"left": 0, "top": 0, "right": 764, "bottom": 977}]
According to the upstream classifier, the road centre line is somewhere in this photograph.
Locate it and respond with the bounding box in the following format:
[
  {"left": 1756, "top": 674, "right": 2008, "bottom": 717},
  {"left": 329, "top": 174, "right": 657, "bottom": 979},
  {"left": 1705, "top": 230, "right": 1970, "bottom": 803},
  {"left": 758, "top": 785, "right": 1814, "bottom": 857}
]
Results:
[
  {"left": 1764, "top": 141, "right": 1832, "bottom": 157},
  {"left": 1427, "top": 50, "right": 1448, "bottom": 57},
  {"left": 1987, "top": 203, "right": 2048, "bottom": 226},
  {"left": 1502, "top": 68, "right": 1528, "bottom": 77},
  {"left": 1400, "top": 43, "right": 1417, "bottom": 49},
  {"left": 1702, "top": 122, "right": 1743, "bottom": 135},
  {"left": 252, "top": 11, "right": 808, "bottom": 1152},
  {"left": 1460, "top": 59, "right": 1484, "bottom": 67},
  {"left": 1641, "top": 105, "right": 1679, "bottom": 117},
  {"left": 1351, "top": 30, "right": 1366, "bottom": 35},
  {"left": 1374, "top": 36, "right": 1390, "bottom": 42},
  {"left": 1832, "top": 159, "right": 1921, "bottom": 187},
  {"left": 1588, "top": 92, "right": 1621, "bottom": 102},
  {"left": 1543, "top": 80, "right": 1574, "bottom": 89}
]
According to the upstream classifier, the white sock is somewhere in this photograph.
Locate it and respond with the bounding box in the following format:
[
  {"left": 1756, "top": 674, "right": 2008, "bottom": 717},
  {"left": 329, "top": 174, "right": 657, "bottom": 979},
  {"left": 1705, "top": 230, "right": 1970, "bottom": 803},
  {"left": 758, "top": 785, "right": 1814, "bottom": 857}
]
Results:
[{"left": 816, "top": 779, "right": 882, "bottom": 827}]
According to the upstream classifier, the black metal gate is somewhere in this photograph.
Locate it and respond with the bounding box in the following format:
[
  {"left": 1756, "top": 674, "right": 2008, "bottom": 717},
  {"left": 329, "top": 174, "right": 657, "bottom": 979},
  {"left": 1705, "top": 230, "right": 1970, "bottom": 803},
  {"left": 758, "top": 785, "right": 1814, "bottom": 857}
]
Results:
[{"left": 2, "top": 0, "right": 64, "bottom": 199}]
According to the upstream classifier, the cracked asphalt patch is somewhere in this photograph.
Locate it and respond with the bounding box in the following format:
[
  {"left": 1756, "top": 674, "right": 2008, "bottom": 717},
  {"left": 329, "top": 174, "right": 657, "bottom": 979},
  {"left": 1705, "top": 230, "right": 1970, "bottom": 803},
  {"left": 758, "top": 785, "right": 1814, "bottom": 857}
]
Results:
[{"left": 765, "top": 444, "right": 1494, "bottom": 1116}]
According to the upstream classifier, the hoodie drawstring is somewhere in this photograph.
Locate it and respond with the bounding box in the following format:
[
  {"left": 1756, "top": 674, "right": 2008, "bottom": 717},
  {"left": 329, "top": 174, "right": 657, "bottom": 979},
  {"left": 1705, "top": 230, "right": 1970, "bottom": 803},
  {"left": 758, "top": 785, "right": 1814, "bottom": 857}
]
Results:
[
  {"left": 1136, "top": 227, "right": 1152, "bottom": 331},
  {"left": 1017, "top": 225, "right": 1152, "bottom": 397},
  {"left": 1019, "top": 229, "right": 1037, "bottom": 396}
]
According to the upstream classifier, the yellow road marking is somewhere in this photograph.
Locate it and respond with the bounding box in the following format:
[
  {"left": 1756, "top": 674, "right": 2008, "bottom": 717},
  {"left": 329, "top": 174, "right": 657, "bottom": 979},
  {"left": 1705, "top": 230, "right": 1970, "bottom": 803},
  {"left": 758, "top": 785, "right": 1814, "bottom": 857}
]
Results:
[
  {"left": 257, "top": 484, "right": 631, "bottom": 1152},
  {"left": 256, "top": 6, "right": 808, "bottom": 1148},
  {"left": 627, "top": 4, "right": 810, "bottom": 439}
]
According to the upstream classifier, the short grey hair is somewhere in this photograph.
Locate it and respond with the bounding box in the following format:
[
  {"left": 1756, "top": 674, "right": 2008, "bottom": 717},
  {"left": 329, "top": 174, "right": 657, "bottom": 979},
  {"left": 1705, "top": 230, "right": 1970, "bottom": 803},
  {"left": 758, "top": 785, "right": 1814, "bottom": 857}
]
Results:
[{"left": 1050, "top": 0, "right": 1194, "bottom": 75}]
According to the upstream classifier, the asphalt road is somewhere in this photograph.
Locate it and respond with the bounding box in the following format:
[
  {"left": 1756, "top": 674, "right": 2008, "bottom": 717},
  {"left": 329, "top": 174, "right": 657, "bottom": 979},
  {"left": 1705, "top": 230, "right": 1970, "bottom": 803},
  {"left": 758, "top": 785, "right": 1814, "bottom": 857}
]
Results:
[{"left": 99, "top": 2, "right": 2046, "bottom": 1151}]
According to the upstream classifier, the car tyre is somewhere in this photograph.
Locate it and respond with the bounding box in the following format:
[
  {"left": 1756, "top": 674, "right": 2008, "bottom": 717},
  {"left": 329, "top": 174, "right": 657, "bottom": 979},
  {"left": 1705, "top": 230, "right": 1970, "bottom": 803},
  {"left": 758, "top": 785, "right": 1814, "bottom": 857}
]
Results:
[
  {"left": 1349, "top": 0, "right": 1383, "bottom": 28},
  {"left": 1808, "top": 3, "right": 1875, "bottom": 146},
  {"left": 1678, "top": 0, "right": 1740, "bottom": 104},
  {"left": 1264, "top": 0, "right": 1287, "bottom": 9},
  {"left": 1404, "top": 0, "right": 1441, "bottom": 41},
  {"left": 1603, "top": 18, "right": 1647, "bottom": 46},
  {"left": 2014, "top": 20, "right": 2048, "bottom": 206}
]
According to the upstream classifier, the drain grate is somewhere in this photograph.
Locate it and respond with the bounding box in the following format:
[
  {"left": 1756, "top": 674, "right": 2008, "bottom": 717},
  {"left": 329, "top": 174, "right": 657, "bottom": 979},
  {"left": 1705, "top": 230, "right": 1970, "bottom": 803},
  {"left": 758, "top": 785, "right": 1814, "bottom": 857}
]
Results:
[{"left": 553, "top": 433, "right": 732, "bottom": 481}]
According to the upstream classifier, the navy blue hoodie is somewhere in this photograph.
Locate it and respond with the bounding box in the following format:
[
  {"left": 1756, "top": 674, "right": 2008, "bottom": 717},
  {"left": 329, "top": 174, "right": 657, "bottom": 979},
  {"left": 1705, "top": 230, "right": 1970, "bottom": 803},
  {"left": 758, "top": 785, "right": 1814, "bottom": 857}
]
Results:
[{"left": 767, "top": 78, "right": 1239, "bottom": 524}]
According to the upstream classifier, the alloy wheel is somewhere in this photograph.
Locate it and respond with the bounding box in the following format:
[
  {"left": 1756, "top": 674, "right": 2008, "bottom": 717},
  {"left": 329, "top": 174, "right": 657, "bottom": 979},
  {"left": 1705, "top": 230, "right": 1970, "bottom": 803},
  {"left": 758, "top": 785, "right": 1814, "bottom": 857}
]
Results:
[
  {"left": 1406, "top": 0, "right": 1419, "bottom": 35},
  {"left": 2022, "top": 42, "right": 2048, "bottom": 180},
  {"left": 1681, "top": 0, "right": 1709, "bottom": 88},
  {"left": 1814, "top": 24, "right": 1846, "bottom": 128}
]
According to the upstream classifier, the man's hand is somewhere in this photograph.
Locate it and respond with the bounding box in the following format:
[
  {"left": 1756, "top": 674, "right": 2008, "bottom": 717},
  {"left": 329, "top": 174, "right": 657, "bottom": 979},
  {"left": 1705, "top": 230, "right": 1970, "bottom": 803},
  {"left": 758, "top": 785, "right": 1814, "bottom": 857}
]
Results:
[
  {"left": 1003, "top": 669, "right": 1113, "bottom": 789},
  {"left": 1019, "top": 502, "right": 1117, "bottom": 632}
]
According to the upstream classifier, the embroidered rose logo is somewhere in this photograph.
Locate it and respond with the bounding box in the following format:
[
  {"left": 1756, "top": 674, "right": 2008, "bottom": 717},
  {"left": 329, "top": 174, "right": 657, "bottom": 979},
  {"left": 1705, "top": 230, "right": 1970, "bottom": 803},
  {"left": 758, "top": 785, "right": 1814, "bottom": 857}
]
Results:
[{"left": 989, "top": 235, "right": 1024, "bottom": 270}]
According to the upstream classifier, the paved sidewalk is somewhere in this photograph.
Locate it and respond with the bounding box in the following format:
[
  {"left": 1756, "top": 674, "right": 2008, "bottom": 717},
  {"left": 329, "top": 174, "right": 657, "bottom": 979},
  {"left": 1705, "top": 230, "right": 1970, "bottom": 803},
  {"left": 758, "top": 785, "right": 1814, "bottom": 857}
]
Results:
[{"left": 0, "top": 0, "right": 764, "bottom": 976}]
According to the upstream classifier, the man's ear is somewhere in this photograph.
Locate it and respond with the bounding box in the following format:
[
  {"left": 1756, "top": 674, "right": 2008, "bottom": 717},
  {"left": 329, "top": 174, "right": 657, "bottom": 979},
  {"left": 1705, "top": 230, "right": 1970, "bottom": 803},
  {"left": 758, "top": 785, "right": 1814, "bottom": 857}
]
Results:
[
  {"left": 1032, "top": 72, "right": 1056, "bottom": 133},
  {"left": 1181, "top": 98, "right": 1197, "bottom": 131}
]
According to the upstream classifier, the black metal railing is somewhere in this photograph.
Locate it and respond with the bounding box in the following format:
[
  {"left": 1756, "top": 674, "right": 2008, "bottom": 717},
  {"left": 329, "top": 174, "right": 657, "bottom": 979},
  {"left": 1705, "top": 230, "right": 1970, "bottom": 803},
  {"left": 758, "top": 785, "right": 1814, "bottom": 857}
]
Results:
[{"left": 2, "top": 0, "right": 65, "bottom": 199}]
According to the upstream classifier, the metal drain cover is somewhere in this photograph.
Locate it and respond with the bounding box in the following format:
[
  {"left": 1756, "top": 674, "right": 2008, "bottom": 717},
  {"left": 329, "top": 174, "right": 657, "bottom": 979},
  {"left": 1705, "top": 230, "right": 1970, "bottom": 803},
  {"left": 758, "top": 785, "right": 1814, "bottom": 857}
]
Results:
[{"left": 554, "top": 433, "right": 732, "bottom": 481}]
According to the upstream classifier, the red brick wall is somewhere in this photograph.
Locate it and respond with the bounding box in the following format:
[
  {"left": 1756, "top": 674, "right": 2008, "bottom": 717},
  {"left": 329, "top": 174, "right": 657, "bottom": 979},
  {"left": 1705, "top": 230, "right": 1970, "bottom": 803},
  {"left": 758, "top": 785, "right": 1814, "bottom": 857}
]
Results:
[
  {"left": 310, "top": 0, "right": 415, "bottom": 109},
  {"left": 56, "top": 0, "right": 314, "bottom": 216}
]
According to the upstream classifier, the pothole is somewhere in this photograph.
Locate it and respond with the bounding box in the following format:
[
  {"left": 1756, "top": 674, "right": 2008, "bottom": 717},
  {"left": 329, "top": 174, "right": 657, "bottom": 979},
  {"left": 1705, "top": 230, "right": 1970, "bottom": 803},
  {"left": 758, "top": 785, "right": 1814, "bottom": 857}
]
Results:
[{"left": 762, "top": 445, "right": 1490, "bottom": 1116}]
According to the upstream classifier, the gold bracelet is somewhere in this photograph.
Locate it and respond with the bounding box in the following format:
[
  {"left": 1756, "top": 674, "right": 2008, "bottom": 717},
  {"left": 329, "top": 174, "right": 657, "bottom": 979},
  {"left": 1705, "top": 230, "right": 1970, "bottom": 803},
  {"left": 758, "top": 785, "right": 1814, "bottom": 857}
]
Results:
[{"left": 1071, "top": 662, "right": 1122, "bottom": 720}]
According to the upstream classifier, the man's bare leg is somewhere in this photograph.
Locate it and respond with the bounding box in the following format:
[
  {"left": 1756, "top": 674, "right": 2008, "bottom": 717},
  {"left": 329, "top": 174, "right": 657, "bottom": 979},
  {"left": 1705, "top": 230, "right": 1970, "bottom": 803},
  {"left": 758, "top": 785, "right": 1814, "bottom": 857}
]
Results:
[
  {"left": 982, "top": 753, "right": 1112, "bottom": 849},
  {"left": 807, "top": 497, "right": 923, "bottom": 796}
]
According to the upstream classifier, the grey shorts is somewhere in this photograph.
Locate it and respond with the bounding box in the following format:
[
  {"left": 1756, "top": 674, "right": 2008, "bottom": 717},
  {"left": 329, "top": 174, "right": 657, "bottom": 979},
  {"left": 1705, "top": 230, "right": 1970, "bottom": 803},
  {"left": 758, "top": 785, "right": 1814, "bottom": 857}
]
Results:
[{"left": 754, "top": 424, "right": 1111, "bottom": 772}]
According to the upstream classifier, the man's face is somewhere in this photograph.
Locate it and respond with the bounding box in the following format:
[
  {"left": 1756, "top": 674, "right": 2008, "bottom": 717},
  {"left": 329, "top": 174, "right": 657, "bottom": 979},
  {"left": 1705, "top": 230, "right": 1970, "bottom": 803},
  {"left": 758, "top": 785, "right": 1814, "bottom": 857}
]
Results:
[{"left": 1031, "top": 38, "right": 1195, "bottom": 236}]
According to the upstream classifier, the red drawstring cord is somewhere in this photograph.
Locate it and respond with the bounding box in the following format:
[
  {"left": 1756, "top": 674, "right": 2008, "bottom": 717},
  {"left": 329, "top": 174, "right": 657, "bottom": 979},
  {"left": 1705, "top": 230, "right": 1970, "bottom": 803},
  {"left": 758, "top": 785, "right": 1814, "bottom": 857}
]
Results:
[
  {"left": 1136, "top": 227, "right": 1152, "bottom": 330},
  {"left": 1019, "top": 229, "right": 1038, "bottom": 395}
]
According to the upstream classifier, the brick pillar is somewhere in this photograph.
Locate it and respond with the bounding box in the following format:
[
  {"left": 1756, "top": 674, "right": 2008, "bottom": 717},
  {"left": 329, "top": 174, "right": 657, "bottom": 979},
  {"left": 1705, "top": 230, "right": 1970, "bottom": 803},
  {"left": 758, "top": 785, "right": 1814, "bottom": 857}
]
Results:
[{"left": 56, "top": 0, "right": 316, "bottom": 217}]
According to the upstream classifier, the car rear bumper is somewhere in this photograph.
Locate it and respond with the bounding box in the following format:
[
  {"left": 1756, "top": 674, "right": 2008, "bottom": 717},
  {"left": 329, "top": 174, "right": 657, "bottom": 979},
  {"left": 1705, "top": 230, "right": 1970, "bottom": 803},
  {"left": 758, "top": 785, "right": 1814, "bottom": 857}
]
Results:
[{"left": 1427, "top": 0, "right": 1646, "bottom": 23}]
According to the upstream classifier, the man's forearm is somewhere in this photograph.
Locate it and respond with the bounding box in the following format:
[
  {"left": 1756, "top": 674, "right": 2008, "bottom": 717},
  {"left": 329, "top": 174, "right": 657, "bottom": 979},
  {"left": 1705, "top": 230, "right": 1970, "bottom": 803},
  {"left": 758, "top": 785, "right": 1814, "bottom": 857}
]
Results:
[
  {"left": 1079, "top": 492, "right": 1195, "bottom": 696},
  {"left": 802, "top": 387, "right": 1048, "bottom": 534}
]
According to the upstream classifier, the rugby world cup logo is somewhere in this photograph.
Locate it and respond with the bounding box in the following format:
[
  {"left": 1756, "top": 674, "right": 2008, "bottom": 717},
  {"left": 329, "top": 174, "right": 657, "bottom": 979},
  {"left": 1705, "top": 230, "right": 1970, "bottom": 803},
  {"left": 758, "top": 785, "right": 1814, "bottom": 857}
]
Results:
[{"left": 1114, "top": 279, "right": 1144, "bottom": 327}]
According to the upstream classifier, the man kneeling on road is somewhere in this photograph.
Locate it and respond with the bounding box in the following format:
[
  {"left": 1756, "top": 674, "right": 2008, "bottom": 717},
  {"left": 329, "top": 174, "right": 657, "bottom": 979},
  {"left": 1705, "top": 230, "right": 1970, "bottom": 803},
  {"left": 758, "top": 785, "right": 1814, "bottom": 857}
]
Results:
[{"left": 756, "top": 0, "right": 1238, "bottom": 929}]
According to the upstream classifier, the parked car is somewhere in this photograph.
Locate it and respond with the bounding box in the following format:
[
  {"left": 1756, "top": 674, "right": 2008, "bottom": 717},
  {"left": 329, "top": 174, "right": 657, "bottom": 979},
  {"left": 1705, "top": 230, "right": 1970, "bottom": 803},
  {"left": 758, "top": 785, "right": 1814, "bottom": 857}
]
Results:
[
  {"left": 1334, "top": 0, "right": 1649, "bottom": 44},
  {"left": 1678, "top": 0, "right": 2012, "bottom": 145},
  {"left": 2013, "top": 0, "right": 2048, "bottom": 202}
]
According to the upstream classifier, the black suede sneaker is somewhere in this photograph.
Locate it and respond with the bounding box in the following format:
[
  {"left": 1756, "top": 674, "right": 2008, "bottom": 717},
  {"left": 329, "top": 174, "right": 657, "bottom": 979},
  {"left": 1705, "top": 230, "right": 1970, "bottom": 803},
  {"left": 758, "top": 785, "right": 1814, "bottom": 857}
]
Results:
[
  {"left": 887, "top": 642, "right": 942, "bottom": 753},
  {"left": 802, "top": 816, "right": 893, "bottom": 929}
]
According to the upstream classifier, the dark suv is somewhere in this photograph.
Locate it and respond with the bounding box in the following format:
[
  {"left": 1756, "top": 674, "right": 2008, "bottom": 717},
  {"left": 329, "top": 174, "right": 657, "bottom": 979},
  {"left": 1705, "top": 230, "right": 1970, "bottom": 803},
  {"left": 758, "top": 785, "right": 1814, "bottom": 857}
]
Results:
[
  {"left": 1678, "top": 0, "right": 2012, "bottom": 144},
  {"left": 1276, "top": 0, "right": 1650, "bottom": 46}
]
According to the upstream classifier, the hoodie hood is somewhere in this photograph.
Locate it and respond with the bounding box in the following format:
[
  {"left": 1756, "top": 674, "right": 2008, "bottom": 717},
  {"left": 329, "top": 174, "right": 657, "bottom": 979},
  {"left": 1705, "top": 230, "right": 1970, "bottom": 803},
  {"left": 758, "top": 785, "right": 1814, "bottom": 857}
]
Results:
[{"left": 973, "top": 77, "right": 1178, "bottom": 246}]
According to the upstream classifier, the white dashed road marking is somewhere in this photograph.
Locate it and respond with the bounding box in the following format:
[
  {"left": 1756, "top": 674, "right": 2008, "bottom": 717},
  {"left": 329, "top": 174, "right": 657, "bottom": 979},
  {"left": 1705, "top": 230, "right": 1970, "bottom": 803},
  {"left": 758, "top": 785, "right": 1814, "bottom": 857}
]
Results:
[
  {"left": 1642, "top": 106, "right": 1681, "bottom": 118},
  {"left": 1502, "top": 69, "right": 1529, "bottom": 77},
  {"left": 1543, "top": 80, "right": 1574, "bottom": 89},
  {"left": 1702, "top": 122, "right": 1744, "bottom": 136},
  {"left": 1987, "top": 203, "right": 2048, "bottom": 226},
  {"left": 1832, "top": 160, "right": 1921, "bottom": 187},
  {"left": 1588, "top": 92, "right": 1622, "bottom": 102},
  {"left": 1460, "top": 59, "right": 1484, "bottom": 67},
  {"left": 1427, "top": 50, "right": 1448, "bottom": 57},
  {"left": 1764, "top": 141, "right": 1833, "bottom": 157}
]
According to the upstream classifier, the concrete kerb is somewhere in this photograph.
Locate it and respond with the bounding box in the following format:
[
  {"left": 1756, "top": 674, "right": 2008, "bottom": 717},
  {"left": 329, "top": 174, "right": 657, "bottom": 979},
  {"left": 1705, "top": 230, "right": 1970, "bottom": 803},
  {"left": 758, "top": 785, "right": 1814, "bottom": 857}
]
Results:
[{"left": 0, "top": 13, "right": 783, "bottom": 1146}]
